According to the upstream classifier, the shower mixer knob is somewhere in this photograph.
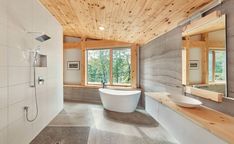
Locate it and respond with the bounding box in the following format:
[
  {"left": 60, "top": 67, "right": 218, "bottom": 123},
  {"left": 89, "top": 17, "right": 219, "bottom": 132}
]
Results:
[{"left": 38, "top": 76, "right": 45, "bottom": 85}]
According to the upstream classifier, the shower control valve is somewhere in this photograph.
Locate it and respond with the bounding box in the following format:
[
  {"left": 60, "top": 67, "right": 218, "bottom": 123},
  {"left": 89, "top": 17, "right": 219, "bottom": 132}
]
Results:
[{"left": 38, "top": 76, "right": 45, "bottom": 85}]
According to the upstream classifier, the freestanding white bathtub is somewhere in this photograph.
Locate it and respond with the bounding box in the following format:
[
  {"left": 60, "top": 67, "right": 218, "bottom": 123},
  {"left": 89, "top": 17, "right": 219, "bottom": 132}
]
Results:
[{"left": 99, "top": 88, "right": 141, "bottom": 113}]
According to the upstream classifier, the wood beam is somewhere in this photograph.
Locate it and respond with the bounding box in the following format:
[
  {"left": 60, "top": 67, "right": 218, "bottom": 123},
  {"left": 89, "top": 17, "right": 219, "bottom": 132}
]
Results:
[
  {"left": 182, "top": 49, "right": 187, "bottom": 85},
  {"left": 64, "top": 42, "right": 81, "bottom": 49},
  {"left": 182, "top": 40, "right": 225, "bottom": 49},
  {"left": 182, "top": 40, "right": 205, "bottom": 48},
  {"left": 131, "top": 44, "right": 138, "bottom": 88},
  {"left": 212, "top": 50, "right": 216, "bottom": 82},
  {"left": 64, "top": 40, "right": 131, "bottom": 49},
  {"left": 201, "top": 33, "right": 209, "bottom": 84},
  {"left": 182, "top": 11, "right": 224, "bottom": 36},
  {"left": 209, "top": 40, "right": 225, "bottom": 48},
  {"left": 109, "top": 49, "right": 113, "bottom": 85},
  {"left": 80, "top": 37, "right": 86, "bottom": 86},
  {"left": 185, "top": 36, "right": 190, "bottom": 85}
]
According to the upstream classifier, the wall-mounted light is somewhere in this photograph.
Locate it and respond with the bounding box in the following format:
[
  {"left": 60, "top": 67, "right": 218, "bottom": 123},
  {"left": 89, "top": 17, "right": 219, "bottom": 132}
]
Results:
[{"left": 99, "top": 26, "right": 105, "bottom": 31}]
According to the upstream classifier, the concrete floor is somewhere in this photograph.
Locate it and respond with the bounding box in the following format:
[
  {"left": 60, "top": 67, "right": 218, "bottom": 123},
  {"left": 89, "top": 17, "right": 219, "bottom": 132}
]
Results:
[{"left": 31, "top": 102, "right": 178, "bottom": 144}]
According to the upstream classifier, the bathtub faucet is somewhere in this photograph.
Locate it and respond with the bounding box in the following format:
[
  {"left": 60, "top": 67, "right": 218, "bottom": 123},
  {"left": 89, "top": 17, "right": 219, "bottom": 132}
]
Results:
[
  {"left": 101, "top": 80, "right": 106, "bottom": 88},
  {"left": 182, "top": 84, "right": 186, "bottom": 95}
]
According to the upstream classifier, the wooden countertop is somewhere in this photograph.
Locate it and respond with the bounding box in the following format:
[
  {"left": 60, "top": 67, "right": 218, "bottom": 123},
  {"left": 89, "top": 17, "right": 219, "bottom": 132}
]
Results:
[{"left": 145, "top": 92, "right": 234, "bottom": 144}]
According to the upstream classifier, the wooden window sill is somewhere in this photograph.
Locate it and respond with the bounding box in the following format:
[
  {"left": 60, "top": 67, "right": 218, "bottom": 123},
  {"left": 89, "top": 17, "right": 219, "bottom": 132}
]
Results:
[{"left": 64, "top": 84, "right": 139, "bottom": 90}]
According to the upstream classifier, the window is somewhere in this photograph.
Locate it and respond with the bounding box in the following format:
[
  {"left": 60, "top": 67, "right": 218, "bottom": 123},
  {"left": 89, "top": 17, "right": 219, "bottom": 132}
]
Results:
[
  {"left": 87, "top": 49, "right": 110, "bottom": 84},
  {"left": 113, "top": 48, "right": 131, "bottom": 84},
  {"left": 87, "top": 48, "right": 131, "bottom": 85},
  {"left": 208, "top": 50, "right": 226, "bottom": 82}
]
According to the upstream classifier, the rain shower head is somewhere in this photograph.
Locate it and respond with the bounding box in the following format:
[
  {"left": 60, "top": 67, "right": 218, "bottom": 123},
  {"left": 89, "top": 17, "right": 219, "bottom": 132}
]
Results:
[
  {"left": 35, "top": 34, "right": 51, "bottom": 42},
  {"left": 27, "top": 32, "right": 51, "bottom": 42}
]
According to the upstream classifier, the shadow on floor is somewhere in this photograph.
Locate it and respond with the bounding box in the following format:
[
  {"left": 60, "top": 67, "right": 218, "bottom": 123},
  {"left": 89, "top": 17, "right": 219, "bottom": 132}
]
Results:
[{"left": 103, "top": 109, "right": 158, "bottom": 127}]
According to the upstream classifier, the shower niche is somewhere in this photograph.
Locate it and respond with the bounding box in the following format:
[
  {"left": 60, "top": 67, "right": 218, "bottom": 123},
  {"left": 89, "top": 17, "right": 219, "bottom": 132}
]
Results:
[
  {"left": 36, "top": 54, "right": 47, "bottom": 67},
  {"left": 30, "top": 52, "right": 47, "bottom": 67}
]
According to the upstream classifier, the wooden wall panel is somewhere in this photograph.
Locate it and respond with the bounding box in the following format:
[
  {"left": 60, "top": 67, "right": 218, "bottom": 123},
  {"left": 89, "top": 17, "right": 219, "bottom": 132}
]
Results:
[{"left": 140, "top": 0, "right": 234, "bottom": 116}]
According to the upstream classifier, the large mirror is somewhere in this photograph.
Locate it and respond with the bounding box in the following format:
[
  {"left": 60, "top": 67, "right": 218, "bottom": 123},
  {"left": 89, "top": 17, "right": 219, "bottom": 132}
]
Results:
[{"left": 182, "top": 11, "right": 227, "bottom": 102}]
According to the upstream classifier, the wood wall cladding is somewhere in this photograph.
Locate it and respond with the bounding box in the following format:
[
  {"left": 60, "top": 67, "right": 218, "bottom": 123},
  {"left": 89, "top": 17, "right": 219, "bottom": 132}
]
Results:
[
  {"left": 39, "top": 0, "right": 213, "bottom": 44},
  {"left": 140, "top": 0, "right": 234, "bottom": 116}
]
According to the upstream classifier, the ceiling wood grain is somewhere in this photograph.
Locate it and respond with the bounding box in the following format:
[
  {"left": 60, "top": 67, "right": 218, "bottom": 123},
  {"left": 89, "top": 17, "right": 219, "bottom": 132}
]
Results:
[{"left": 39, "top": 0, "right": 213, "bottom": 44}]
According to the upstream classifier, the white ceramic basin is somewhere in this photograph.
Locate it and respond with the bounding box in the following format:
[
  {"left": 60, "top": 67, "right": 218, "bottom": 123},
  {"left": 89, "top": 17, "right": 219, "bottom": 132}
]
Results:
[{"left": 169, "top": 95, "right": 202, "bottom": 108}]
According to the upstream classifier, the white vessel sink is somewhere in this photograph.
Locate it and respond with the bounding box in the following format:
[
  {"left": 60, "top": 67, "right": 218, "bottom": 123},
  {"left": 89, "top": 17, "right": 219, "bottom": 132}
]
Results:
[{"left": 169, "top": 95, "right": 202, "bottom": 108}]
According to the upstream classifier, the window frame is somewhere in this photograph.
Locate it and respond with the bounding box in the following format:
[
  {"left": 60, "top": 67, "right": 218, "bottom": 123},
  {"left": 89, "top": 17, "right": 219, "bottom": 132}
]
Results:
[
  {"left": 86, "top": 47, "right": 132, "bottom": 87},
  {"left": 208, "top": 49, "right": 226, "bottom": 83}
]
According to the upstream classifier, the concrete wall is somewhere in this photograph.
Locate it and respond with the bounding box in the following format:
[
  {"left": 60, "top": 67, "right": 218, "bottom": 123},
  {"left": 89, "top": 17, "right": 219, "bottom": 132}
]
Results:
[
  {"left": 140, "top": 0, "right": 234, "bottom": 116},
  {"left": 140, "top": 27, "right": 182, "bottom": 98},
  {"left": 0, "top": 0, "right": 63, "bottom": 143},
  {"left": 64, "top": 87, "right": 101, "bottom": 104}
]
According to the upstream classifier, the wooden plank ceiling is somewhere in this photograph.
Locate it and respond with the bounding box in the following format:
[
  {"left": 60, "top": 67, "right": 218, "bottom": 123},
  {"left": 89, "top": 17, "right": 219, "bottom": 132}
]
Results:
[{"left": 40, "top": 0, "right": 213, "bottom": 44}]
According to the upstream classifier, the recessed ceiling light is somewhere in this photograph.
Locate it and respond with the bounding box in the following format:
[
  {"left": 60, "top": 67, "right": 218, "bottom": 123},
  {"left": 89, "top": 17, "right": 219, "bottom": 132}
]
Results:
[{"left": 99, "top": 26, "right": 105, "bottom": 31}]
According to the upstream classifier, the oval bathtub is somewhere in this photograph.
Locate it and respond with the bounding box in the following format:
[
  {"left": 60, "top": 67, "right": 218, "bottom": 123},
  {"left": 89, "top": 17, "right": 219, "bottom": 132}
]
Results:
[{"left": 99, "top": 88, "right": 141, "bottom": 113}]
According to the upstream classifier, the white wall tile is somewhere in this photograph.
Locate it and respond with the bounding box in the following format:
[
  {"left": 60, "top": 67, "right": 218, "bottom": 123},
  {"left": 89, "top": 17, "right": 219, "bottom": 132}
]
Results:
[
  {"left": 0, "top": 127, "right": 7, "bottom": 144},
  {"left": 0, "top": 108, "right": 7, "bottom": 130},
  {"left": 7, "top": 0, "right": 33, "bottom": 32},
  {"left": 0, "top": 87, "right": 7, "bottom": 109},
  {"left": 0, "top": 0, "right": 7, "bottom": 24},
  {"left": 8, "top": 101, "right": 25, "bottom": 124},
  {"left": 0, "top": 23, "right": 7, "bottom": 46},
  {"left": 7, "top": 46, "right": 31, "bottom": 67},
  {"left": 6, "top": 22, "right": 27, "bottom": 49},
  {"left": 0, "top": 67, "right": 7, "bottom": 87},
  {"left": 8, "top": 83, "right": 33, "bottom": 105},
  {"left": 0, "top": 45, "right": 7, "bottom": 66},
  {"left": 8, "top": 67, "right": 31, "bottom": 86},
  {"left": 0, "top": 0, "right": 63, "bottom": 143}
]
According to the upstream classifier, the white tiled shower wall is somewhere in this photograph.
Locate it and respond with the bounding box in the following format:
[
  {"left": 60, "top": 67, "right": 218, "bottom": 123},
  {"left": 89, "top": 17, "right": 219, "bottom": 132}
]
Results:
[{"left": 0, "top": 0, "right": 63, "bottom": 143}]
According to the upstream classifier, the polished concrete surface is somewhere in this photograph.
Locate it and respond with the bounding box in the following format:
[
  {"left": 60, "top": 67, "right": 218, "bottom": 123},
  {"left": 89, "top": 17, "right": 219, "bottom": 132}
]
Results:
[
  {"left": 31, "top": 127, "right": 90, "bottom": 144},
  {"left": 31, "top": 102, "right": 178, "bottom": 144}
]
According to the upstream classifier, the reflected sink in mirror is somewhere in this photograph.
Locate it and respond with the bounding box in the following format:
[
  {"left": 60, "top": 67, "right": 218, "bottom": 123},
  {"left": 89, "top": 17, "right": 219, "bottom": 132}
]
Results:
[{"left": 169, "top": 95, "right": 202, "bottom": 108}]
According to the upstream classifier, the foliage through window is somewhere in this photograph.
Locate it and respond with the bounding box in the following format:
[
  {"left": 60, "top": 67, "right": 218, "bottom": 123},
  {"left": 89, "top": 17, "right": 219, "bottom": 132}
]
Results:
[
  {"left": 113, "top": 48, "right": 131, "bottom": 84},
  {"left": 87, "top": 48, "right": 131, "bottom": 85},
  {"left": 208, "top": 50, "right": 226, "bottom": 82},
  {"left": 87, "top": 49, "right": 110, "bottom": 84}
]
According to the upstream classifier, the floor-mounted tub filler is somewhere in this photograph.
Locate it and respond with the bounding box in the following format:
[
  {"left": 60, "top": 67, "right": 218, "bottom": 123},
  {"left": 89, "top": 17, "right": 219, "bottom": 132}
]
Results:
[{"left": 99, "top": 88, "right": 141, "bottom": 113}]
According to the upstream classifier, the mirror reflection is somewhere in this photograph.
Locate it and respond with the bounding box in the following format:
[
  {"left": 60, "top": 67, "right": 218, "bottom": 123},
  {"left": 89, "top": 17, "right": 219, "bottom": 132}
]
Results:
[{"left": 182, "top": 14, "right": 226, "bottom": 98}]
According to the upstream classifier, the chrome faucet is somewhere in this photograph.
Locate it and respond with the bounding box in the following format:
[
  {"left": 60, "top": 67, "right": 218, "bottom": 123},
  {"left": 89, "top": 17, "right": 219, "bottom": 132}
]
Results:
[
  {"left": 101, "top": 80, "right": 106, "bottom": 88},
  {"left": 182, "top": 84, "right": 186, "bottom": 95}
]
